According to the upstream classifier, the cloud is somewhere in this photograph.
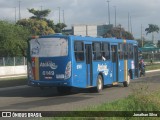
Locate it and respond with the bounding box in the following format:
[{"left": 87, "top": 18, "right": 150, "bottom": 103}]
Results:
[{"left": 0, "top": 0, "right": 160, "bottom": 39}]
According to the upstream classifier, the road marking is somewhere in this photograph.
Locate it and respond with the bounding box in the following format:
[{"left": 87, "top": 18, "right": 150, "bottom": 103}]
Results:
[{"left": 0, "top": 75, "right": 27, "bottom": 79}]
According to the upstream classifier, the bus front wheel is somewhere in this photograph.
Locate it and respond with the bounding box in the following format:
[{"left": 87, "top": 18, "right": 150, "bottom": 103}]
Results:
[{"left": 123, "top": 75, "right": 130, "bottom": 87}]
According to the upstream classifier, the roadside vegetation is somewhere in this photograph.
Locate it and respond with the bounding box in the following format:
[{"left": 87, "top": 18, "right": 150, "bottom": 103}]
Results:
[
  {"left": 50, "top": 84, "right": 160, "bottom": 120},
  {"left": 82, "top": 84, "right": 160, "bottom": 111},
  {"left": 80, "top": 84, "right": 160, "bottom": 120},
  {"left": 0, "top": 20, "right": 30, "bottom": 57},
  {"left": 0, "top": 8, "right": 66, "bottom": 57},
  {"left": 145, "top": 63, "right": 160, "bottom": 71}
]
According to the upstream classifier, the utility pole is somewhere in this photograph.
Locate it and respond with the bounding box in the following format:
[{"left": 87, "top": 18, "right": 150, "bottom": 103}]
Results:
[
  {"left": 141, "top": 24, "right": 143, "bottom": 47},
  {"left": 128, "top": 12, "right": 130, "bottom": 32},
  {"left": 107, "top": 0, "right": 110, "bottom": 24},
  {"left": 40, "top": 6, "right": 43, "bottom": 11},
  {"left": 130, "top": 16, "right": 132, "bottom": 34},
  {"left": 63, "top": 10, "right": 65, "bottom": 24},
  {"left": 119, "top": 24, "right": 122, "bottom": 38},
  {"left": 18, "top": 1, "right": 21, "bottom": 20},
  {"left": 58, "top": 7, "right": 61, "bottom": 23},
  {"left": 15, "top": 7, "right": 17, "bottom": 23},
  {"left": 113, "top": 6, "right": 116, "bottom": 27}
]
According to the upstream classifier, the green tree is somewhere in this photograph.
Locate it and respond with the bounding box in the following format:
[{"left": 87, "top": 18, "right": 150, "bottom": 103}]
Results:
[
  {"left": 17, "top": 19, "right": 55, "bottom": 35},
  {"left": 103, "top": 25, "right": 134, "bottom": 40},
  {"left": 0, "top": 21, "right": 30, "bottom": 57},
  {"left": 27, "top": 8, "right": 67, "bottom": 33},
  {"left": 145, "top": 24, "right": 159, "bottom": 43},
  {"left": 28, "top": 8, "right": 51, "bottom": 19},
  {"left": 54, "top": 23, "right": 67, "bottom": 33}
]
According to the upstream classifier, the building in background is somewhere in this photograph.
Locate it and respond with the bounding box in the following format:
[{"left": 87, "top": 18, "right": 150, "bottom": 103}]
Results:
[
  {"left": 72, "top": 25, "right": 97, "bottom": 37},
  {"left": 62, "top": 24, "right": 113, "bottom": 37}
]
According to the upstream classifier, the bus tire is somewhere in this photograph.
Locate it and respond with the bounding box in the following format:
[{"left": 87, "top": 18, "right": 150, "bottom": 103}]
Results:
[
  {"left": 96, "top": 75, "right": 103, "bottom": 92},
  {"left": 57, "top": 86, "right": 72, "bottom": 94},
  {"left": 123, "top": 75, "right": 130, "bottom": 87},
  {"left": 89, "top": 75, "right": 103, "bottom": 93}
]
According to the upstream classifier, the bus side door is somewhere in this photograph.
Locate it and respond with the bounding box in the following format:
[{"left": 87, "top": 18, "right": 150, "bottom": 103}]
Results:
[
  {"left": 111, "top": 45, "right": 119, "bottom": 83},
  {"left": 85, "top": 44, "right": 93, "bottom": 87},
  {"left": 118, "top": 43, "right": 124, "bottom": 82}
]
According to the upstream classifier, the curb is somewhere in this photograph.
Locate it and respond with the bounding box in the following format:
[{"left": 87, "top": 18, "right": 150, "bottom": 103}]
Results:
[
  {"left": 146, "top": 69, "right": 160, "bottom": 73},
  {"left": 0, "top": 74, "right": 27, "bottom": 79}
]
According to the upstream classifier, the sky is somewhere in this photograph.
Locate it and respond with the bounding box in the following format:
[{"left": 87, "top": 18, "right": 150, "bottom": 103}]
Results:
[{"left": 0, "top": 0, "right": 160, "bottom": 41}]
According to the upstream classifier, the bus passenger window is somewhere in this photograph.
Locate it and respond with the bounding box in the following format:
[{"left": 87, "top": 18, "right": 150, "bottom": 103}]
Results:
[
  {"left": 112, "top": 46, "right": 117, "bottom": 62},
  {"left": 118, "top": 43, "right": 123, "bottom": 59},
  {"left": 102, "top": 43, "right": 110, "bottom": 60},
  {"left": 74, "top": 41, "right": 84, "bottom": 62},
  {"left": 128, "top": 44, "right": 133, "bottom": 59},
  {"left": 92, "top": 42, "right": 101, "bottom": 60},
  {"left": 123, "top": 44, "right": 128, "bottom": 60}
]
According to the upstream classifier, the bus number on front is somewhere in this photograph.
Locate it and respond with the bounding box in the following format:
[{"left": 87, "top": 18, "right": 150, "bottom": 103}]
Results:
[{"left": 42, "top": 71, "right": 54, "bottom": 76}]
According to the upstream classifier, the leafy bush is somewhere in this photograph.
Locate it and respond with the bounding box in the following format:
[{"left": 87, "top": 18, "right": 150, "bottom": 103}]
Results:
[{"left": 0, "top": 20, "right": 30, "bottom": 57}]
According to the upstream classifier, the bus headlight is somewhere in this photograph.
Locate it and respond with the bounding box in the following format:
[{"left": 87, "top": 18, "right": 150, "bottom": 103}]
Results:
[{"left": 64, "top": 61, "right": 71, "bottom": 79}]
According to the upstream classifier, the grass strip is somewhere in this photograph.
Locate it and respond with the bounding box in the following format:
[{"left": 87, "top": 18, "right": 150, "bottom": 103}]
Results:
[
  {"left": 50, "top": 84, "right": 160, "bottom": 119},
  {"left": 145, "top": 63, "right": 160, "bottom": 71}
]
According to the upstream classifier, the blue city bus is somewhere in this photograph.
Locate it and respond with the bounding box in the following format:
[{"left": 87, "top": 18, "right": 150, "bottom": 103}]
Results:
[{"left": 27, "top": 34, "right": 139, "bottom": 93}]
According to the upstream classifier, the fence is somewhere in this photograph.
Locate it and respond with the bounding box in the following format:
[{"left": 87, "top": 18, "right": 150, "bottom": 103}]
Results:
[
  {"left": 142, "top": 52, "right": 160, "bottom": 63},
  {"left": 0, "top": 57, "right": 27, "bottom": 76},
  {"left": 0, "top": 57, "right": 26, "bottom": 66}
]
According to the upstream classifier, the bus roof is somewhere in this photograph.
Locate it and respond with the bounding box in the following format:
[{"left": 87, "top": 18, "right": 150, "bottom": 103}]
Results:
[{"left": 37, "top": 34, "right": 137, "bottom": 44}]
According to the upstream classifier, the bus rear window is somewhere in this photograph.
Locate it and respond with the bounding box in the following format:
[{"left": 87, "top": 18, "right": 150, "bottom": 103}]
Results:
[{"left": 30, "top": 38, "right": 68, "bottom": 57}]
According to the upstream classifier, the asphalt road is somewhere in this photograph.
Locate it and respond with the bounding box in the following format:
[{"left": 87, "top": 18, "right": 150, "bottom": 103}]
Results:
[{"left": 0, "top": 71, "right": 159, "bottom": 111}]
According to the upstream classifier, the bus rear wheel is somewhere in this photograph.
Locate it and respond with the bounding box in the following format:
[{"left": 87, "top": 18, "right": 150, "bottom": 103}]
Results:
[
  {"left": 123, "top": 75, "right": 130, "bottom": 87},
  {"left": 57, "top": 86, "right": 72, "bottom": 94}
]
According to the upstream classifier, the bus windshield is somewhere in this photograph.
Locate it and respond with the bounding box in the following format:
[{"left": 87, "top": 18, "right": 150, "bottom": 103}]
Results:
[{"left": 30, "top": 38, "right": 68, "bottom": 57}]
